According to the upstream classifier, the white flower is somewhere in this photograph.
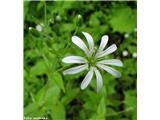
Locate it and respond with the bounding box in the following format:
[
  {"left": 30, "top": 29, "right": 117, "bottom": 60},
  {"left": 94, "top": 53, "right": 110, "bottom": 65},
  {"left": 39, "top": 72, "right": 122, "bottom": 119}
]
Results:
[
  {"left": 122, "top": 50, "right": 129, "bottom": 57},
  {"left": 28, "top": 26, "right": 33, "bottom": 30},
  {"left": 132, "top": 52, "right": 137, "bottom": 58},
  {"left": 62, "top": 32, "right": 123, "bottom": 92},
  {"left": 55, "top": 15, "right": 62, "bottom": 22},
  {"left": 124, "top": 33, "right": 129, "bottom": 38},
  {"left": 36, "top": 24, "right": 43, "bottom": 32},
  {"left": 77, "top": 14, "right": 82, "bottom": 19}
]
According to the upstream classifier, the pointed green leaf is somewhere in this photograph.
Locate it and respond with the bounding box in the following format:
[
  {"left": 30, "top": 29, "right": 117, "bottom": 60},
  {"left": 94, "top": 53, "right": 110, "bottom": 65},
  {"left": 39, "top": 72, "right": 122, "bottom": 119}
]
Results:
[{"left": 53, "top": 72, "right": 65, "bottom": 92}]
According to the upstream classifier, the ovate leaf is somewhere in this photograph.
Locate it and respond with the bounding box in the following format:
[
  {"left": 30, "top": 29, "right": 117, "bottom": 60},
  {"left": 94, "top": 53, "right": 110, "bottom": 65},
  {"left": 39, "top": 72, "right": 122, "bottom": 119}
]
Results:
[
  {"left": 30, "top": 60, "right": 47, "bottom": 76},
  {"left": 51, "top": 103, "right": 66, "bottom": 120},
  {"left": 97, "top": 97, "right": 106, "bottom": 119},
  {"left": 53, "top": 72, "right": 65, "bottom": 92},
  {"left": 109, "top": 6, "right": 136, "bottom": 33},
  {"left": 45, "top": 85, "right": 60, "bottom": 106}
]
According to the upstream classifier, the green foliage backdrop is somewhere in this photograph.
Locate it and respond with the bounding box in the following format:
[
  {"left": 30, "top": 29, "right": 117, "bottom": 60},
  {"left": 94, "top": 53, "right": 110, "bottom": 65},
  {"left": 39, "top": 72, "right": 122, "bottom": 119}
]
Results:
[{"left": 24, "top": 1, "right": 137, "bottom": 120}]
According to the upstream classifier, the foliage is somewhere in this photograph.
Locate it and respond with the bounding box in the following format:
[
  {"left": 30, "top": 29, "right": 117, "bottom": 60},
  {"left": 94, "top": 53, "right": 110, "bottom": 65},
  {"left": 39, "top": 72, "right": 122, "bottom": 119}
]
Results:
[{"left": 24, "top": 1, "right": 137, "bottom": 120}]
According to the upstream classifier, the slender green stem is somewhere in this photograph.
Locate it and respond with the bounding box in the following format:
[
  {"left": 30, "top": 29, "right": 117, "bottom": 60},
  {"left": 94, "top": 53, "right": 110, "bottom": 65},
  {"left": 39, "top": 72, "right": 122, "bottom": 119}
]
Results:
[
  {"left": 106, "top": 107, "right": 134, "bottom": 117},
  {"left": 44, "top": 1, "right": 47, "bottom": 27},
  {"left": 73, "top": 25, "right": 79, "bottom": 35},
  {"left": 29, "top": 91, "right": 35, "bottom": 102},
  {"left": 73, "top": 16, "right": 79, "bottom": 35},
  {"left": 63, "top": 15, "right": 80, "bottom": 55},
  {"left": 56, "top": 66, "right": 68, "bottom": 72}
]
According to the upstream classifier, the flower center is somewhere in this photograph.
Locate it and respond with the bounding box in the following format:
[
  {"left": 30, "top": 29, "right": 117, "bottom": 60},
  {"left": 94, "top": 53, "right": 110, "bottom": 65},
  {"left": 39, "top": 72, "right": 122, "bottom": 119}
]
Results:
[{"left": 88, "top": 56, "right": 96, "bottom": 67}]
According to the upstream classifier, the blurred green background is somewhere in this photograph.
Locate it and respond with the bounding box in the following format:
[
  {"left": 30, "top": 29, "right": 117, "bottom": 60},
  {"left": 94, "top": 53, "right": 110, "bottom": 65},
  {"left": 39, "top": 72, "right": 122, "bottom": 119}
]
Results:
[{"left": 24, "top": 1, "right": 137, "bottom": 120}]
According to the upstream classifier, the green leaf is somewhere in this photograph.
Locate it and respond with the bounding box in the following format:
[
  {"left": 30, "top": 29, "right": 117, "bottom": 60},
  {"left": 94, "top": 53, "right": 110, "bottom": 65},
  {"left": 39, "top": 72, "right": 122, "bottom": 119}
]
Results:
[
  {"left": 30, "top": 60, "right": 47, "bottom": 76},
  {"left": 24, "top": 102, "right": 38, "bottom": 116},
  {"left": 35, "top": 86, "right": 46, "bottom": 103},
  {"left": 124, "top": 90, "right": 137, "bottom": 120},
  {"left": 89, "top": 95, "right": 106, "bottom": 120},
  {"left": 92, "top": 88, "right": 107, "bottom": 120},
  {"left": 62, "top": 88, "right": 80, "bottom": 105},
  {"left": 52, "top": 72, "right": 65, "bottom": 92},
  {"left": 44, "top": 85, "right": 61, "bottom": 106},
  {"left": 123, "top": 59, "right": 137, "bottom": 75},
  {"left": 97, "top": 97, "right": 106, "bottom": 119},
  {"left": 51, "top": 103, "right": 66, "bottom": 120},
  {"left": 109, "top": 6, "right": 136, "bottom": 33},
  {"left": 34, "top": 84, "right": 61, "bottom": 107},
  {"left": 89, "top": 13, "right": 100, "bottom": 27},
  {"left": 128, "top": 45, "right": 137, "bottom": 53},
  {"left": 124, "top": 90, "right": 136, "bottom": 108}
]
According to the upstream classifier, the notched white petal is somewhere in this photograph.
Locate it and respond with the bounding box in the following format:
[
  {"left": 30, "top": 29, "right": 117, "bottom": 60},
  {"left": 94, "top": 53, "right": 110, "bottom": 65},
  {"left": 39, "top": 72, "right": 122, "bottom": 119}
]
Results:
[
  {"left": 62, "top": 56, "right": 87, "bottom": 64},
  {"left": 80, "top": 67, "right": 94, "bottom": 90},
  {"left": 93, "top": 67, "right": 103, "bottom": 93},
  {"left": 96, "top": 63, "right": 121, "bottom": 78},
  {"left": 98, "top": 35, "right": 108, "bottom": 52},
  {"left": 97, "top": 59, "right": 123, "bottom": 67},
  {"left": 72, "top": 36, "right": 89, "bottom": 55},
  {"left": 96, "top": 44, "right": 117, "bottom": 58},
  {"left": 63, "top": 64, "right": 88, "bottom": 75},
  {"left": 95, "top": 35, "right": 109, "bottom": 57},
  {"left": 82, "top": 32, "right": 94, "bottom": 51}
]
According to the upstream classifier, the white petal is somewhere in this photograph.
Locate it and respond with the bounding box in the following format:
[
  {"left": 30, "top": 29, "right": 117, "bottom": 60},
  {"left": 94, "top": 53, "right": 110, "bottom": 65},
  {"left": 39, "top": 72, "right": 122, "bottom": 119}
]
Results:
[
  {"left": 82, "top": 32, "right": 94, "bottom": 52},
  {"left": 63, "top": 64, "right": 88, "bottom": 75},
  {"left": 62, "top": 56, "right": 87, "bottom": 64},
  {"left": 96, "top": 63, "right": 121, "bottom": 78},
  {"left": 80, "top": 67, "right": 94, "bottom": 90},
  {"left": 93, "top": 67, "right": 103, "bottom": 93},
  {"left": 97, "top": 35, "right": 108, "bottom": 52},
  {"left": 95, "top": 35, "right": 108, "bottom": 57},
  {"left": 72, "top": 36, "right": 89, "bottom": 55},
  {"left": 96, "top": 44, "right": 117, "bottom": 58},
  {"left": 97, "top": 59, "right": 123, "bottom": 67}
]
